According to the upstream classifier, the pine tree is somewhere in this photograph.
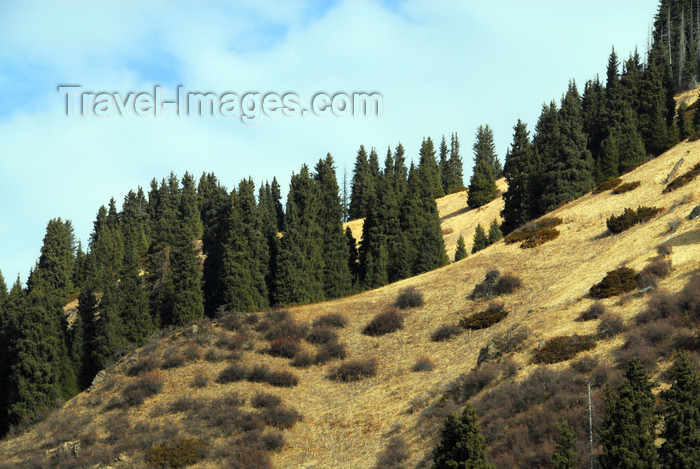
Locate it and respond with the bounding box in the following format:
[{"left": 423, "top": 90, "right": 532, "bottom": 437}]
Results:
[
  {"left": 414, "top": 146, "right": 448, "bottom": 272},
  {"left": 487, "top": 219, "right": 502, "bottom": 244},
  {"left": 348, "top": 145, "right": 374, "bottom": 220},
  {"left": 271, "top": 177, "right": 284, "bottom": 232},
  {"left": 259, "top": 181, "right": 280, "bottom": 304},
  {"left": 468, "top": 159, "right": 497, "bottom": 209},
  {"left": 0, "top": 270, "right": 11, "bottom": 435},
  {"left": 446, "top": 133, "right": 464, "bottom": 193},
  {"left": 639, "top": 45, "right": 672, "bottom": 156},
  {"left": 439, "top": 135, "right": 450, "bottom": 195},
  {"left": 471, "top": 224, "right": 488, "bottom": 254},
  {"left": 180, "top": 172, "right": 203, "bottom": 240},
  {"left": 596, "top": 133, "right": 620, "bottom": 183},
  {"left": 169, "top": 223, "right": 204, "bottom": 326},
  {"left": 220, "top": 191, "right": 257, "bottom": 312},
  {"left": 345, "top": 227, "right": 360, "bottom": 287},
  {"left": 454, "top": 235, "right": 467, "bottom": 262},
  {"left": 659, "top": 351, "right": 700, "bottom": 468},
  {"left": 432, "top": 403, "right": 494, "bottom": 469},
  {"left": 237, "top": 178, "right": 269, "bottom": 309},
  {"left": 552, "top": 420, "right": 578, "bottom": 469},
  {"left": 473, "top": 124, "right": 502, "bottom": 179},
  {"left": 530, "top": 102, "right": 560, "bottom": 219},
  {"left": 501, "top": 120, "right": 533, "bottom": 234},
  {"left": 419, "top": 137, "right": 445, "bottom": 199},
  {"left": 582, "top": 77, "right": 607, "bottom": 172}
]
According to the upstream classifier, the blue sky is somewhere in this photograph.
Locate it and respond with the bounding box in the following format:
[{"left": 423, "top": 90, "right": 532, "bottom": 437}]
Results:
[{"left": 0, "top": 0, "right": 659, "bottom": 285}]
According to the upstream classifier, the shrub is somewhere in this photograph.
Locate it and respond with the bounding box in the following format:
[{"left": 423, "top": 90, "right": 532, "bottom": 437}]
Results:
[
  {"left": 127, "top": 355, "right": 158, "bottom": 377},
  {"left": 394, "top": 287, "right": 424, "bottom": 309},
  {"left": 204, "top": 348, "right": 232, "bottom": 362},
  {"left": 578, "top": 302, "right": 605, "bottom": 321},
  {"left": 307, "top": 325, "right": 338, "bottom": 345},
  {"left": 265, "top": 337, "right": 300, "bottom": 359},
  {"left": 290, "top": 352, "right": 314, "bottom": 368},
  {"left": 460, "top": 303, "right": 508, "bottom": 330},
  {"left": 260, "top": 406, "right": 302, "bottom": 429},
  {"left": 161, "top": 351, "right": 186, "bottom": 369},
  {"left": 264, "top": 369, "right": 299, "bottom": 387},
  {"left": 168, "top": 397, "right": 202, "bottom": 414},
  {"left": 457, "top": 363, "right": 500, "bottom": 401},
  {"left": 667, "top": 218, "right": 682, "bottom": 232},
  {"left": 635, "top": 290, "right": 682, "bottom": 324},
  {"left": 597, "top": 313, "right": 626, "bottom": 338},
  {"left": 493, "top": 274, "right": 522, "bottom": 295},
  {"left": 217, "top": 363, "right": 248, "bottom": 384},
  {"left": 663, "top": 162, "right": 700, "bottom": 193},
  {"left": 520, "top": 228, "right": 560, "bottom": 248},
  {"left": 251, "top": 392, "right": 282, "bottom": 409},
  {"left": 122, "top": 371, "right": 164, "bottom": 407},
  {"left": 431, "top": 324, "right": 463, "bottom": 342},
  {"left": 611, "top": 181, "right": 641, "bottom": 194},
  {"left": 262, "top": 432, "right": 285, "bottom": 452},
  {"left": 146, "top": 437, "right": 207, "bottom": 468},
  {"left": 412, "top": 356, "right": 434, "bottom": 372},
  {"left": 183, "top": 342, "right": 201, "bottom": 361},
  {"left": 570, "top": 355, "right": 598, "bottom": 374},
  {"left": 247, "top": 364, "right": 271, "bottom": 383},
  {"left": 330, "top": 359, "right": 378, "bottom": 382},
  {"left": 263, "top": 319, "right": 308, "bottom": 342},
  {"left": 312, "top": 312, "right": 347, "bottom": 329},
  {"left": 504, "top": 217, "right": 562, "bottom": 248},
  {"left": 657, "top": 244, "right": 673, "bottom": 256},
  {"left": 376, "top": 436, "right": 409, "bottom": 468},
  {"left": 532, "top": 335, "right": 596, "bottom": 364},
  {"left": 606, "top": 206, "right": 661, "bottom": 234},
  {"left": 192, "top": 372, "right": 209, "bottom": 388},
  {"left": 500, "top": 357, "right": 518, "bottom": 378},
  {"left": 593, "top": 178, "right": 622, "bottom": 194},
  {"left": 470, "top": 270, "right": 500, "bottom": 300},
  {"left": 637, "top": 255, "right": 672, "bottom": 290},
  {"left": 215, "top": 333, "right": 249, "bottom": 352},
  {"left": 314, "top": 341, "right": 347, "bottom": 364},
  {"left": 221, "top": 313, "right": 243, "bottom": 332},
  {"left": 589, "top": 267, "right": 638, "bottom": 298},
  {"left": 363, "top": 310, "right": 404, "bottom": 336},
  {"left": 492, "top": 326, "right": 531, "bottom": 355}
]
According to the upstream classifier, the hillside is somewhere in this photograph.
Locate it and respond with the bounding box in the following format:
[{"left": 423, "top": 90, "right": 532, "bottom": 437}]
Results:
[{"left": 1, "top": 140, "right": 699, "bottom": 468}]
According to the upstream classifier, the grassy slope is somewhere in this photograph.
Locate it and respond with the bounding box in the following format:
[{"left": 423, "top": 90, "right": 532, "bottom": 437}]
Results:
[{"left": 1, "top": 141, "right": 699, "bottom": 468}]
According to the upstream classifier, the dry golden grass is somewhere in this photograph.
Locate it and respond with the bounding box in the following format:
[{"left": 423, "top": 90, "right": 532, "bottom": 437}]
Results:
[{"left": 2, "top": 142, "right": 700, "bottom": 468}]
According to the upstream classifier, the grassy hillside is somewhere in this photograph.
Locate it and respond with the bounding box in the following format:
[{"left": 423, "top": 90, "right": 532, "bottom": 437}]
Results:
[{"left": 1, "top": 140, "right": 699, "bottom": 468}]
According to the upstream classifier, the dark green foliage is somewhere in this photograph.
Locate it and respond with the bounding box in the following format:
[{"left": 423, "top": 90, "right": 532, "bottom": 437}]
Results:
[
  {"left": 441, "top": 133, "right": 465, "bottom": 195},
  {"left": 487, "top": 219, "right": 502, "bottom": 244},
  {"left": 467, "top": 159, "right": 497, "bottom": 209},
  {"left": 552, "top": 420, "right": 578, "bottom": 469},
  {"left": 677, "top": 102, "right": 694, "bottom": 139},
  {"left": 590, "top": 267, "right": 638, "bottom": 299},
  {"left": 460, "top": 303, "right": 508, "bottom": 330},
  {"left": 593, "top": 177, "right": 622, "bottom": 194},
  {"left": 505, "top": 217, "right": 563, "bottom": 249},
  {"left": 349, "top": 145, "right": 374, "bottom": 220},
  {"left": 473, "top": 124, "right": 502, "bottom": 179},
  {"left": 663, "top": 162, "right": 700, "bottom": 193},
  {"left": 471, "top": 224, "right": 488, "bottom": 254},
  {"left": 419, "top": 137, "right": 445, "bottom": 199},
  {"left": 597, "top": 133, "right": 620, "bottom": 182},
  {"left": 501, "top": 120, "right": 533, "bottom": 234},
  {"left": 363, "top": 309, "right": 404, "bottom": 336},
  {"left": 606, "top": 206, "right": 661, "bottom": 234},
  {"left": 395, "top": 287, "right": 424, "bottom": 309},
  {"left": 611, "top": 181, "right": 641, "bottom": 195},
  {"left": 660, "top": 351, "right": 700, "bottom": 468},
  {"left": 432, "top": 403, "right": 494, "bottom": 469},
  {"left": 599, "top": 357, "right": 657, "bottom": 468},
  {"left": 169, "top": 230, "right": 204, "bottom": 326},
  {"left": 329, "top": 359, "right": 377, "bottom": 382},
  {"left": 146, "top": 436, "right": 207, "bottom": 468},
  {"left": 454, "top": 235, "right": 467, "bottom": 262},
  {"left": 236, "top": 178, "right": 270, "bottom": 310},
  {"left": 345, "top": 227, "right": 360, "bottom": 286},
  {"left": 532, "top": 335, "right": 596, "bottom": 364}
]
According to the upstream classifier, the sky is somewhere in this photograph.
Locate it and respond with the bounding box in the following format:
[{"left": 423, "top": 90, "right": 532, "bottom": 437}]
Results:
[{"left": 0, "top": 0, "right": 659, "bottom": 285}]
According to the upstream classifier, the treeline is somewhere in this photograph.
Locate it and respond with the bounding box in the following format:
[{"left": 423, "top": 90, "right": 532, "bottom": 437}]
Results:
[
  {"left": 0, "top": 140, "right": 454, "bottom": 435},
  {"left": 654, "top": 0, "right": 700, "bottom": 90}
]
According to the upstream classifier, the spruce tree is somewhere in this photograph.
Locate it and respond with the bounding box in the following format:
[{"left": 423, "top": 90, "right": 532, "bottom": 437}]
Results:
[
  {"left": 582, "top": 77, "right": 607, "bottom": 172},
  {"left": 220, "top": 191, "right": 257, "bottom": 312},
  {"left": 419, "top": 137, "right": 445, "bottom": 199},
  {"left": 414, "top": 145, "right": 448, "bottom": 272},
  {"left": 432, "top": 403, "right": 494, "bottom": 469},
  {"left": 345, "top": 227, "right": 360, "bottom": 287},
  {"left": 348, "top": 145, "right": 373, "bottom": 220},
  {"left": 259, "top": 181, "right": 280, "bottom": 303},
  {"left": 596, "top": 133, "right": 620, "bottom": 183},
  {"left": 446, "top": 133, "right": 464, "bottom": 193},
  {"left": 677, "top": 102, "right": 694, "bottom": 139},
  {"left": 439, "top": 135, "right": 450, "bottom": 195},
  {"left": 454, "top": 235, "right": 467, "bottom": 262},
  {"left": 271, "top": 177, "right": 285, "bottom": 231},
  {"left": 639, "top": 45, "right": 671, "bottom": 156},
  {"left": 501, "top": 120, "right": 533, "bottom": 234},
  {"left": 180, "top": 172, "right": 203, "bottom": 240},
  {"left": 473, "top": 125, "right": 502, "bottom": 179},
  {"left": 552, "top": 420, "right": 578, "bottom": 469},
  {"left": 530, "top": 102, "right": 560, "bottom": 219},
  {"left": 468, "top": 158, "right": 497, "bottom": 209},
  {"left": 487, "top": 219, "right": 502, "bottom": 244},
  {"left": 0, "top": 270, "right": 10, "bottom": 435},
  {"left": 471, "top": 224, "right": 488, "bottom": 254},
  {"left": 237, "top": 178, "right": 269, "bottom": 309},
  {"left": 169, "top": 223, "right": 204, "bottom": 326},
  {"left": 659, "top": 351, "right": 700, "bottom": 468}
]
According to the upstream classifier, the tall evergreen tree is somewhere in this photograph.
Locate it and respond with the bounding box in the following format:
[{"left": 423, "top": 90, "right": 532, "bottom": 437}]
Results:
[
  {"left": 414, "top": 145, "right": 448, "bottom": 272},
  {"left": 552, "top": 420, "right": 578, "bottom": 469},
  {"left": 454, "top": 235, "right": 467, "bottom": 262},
  {"left": 439, "top": 135, "right": 450, "bottom": 195},
  {"left": 659, "top": 351, "right": 700, "bottom": 468},
  {"left": 432, "top": 403, "right": 495, "bottom": 469},
  {"left": 446, "top": 133, "right": 464, "bottom": 193},
  {"left": 467, "top": 158, "right": 497, "bottom": 209},
  {"left": 582, "top": 77, "right": 608, "bottom": 172},
  {"left": 220, "top": 191, "right": 257, "bottom": 312},
  {"left": 271, "top": 176, "right": 284, "bottom": 232},
  {"left": 471, "top": 224, "right": 488, "bottom": 254},
  {"left": 0, "top": 270, "right": 11, "bottom": 435},
  {"left": 419, "top": 137, "right": 445, "bottom": 199},
  {"left": 473, "top": 124, "right": 502, "bottom": 179},
  {"left": 180, "top": 172, "right": 203, "bottom": 240},
  {"left": 237, "top": 178, "right": 269, "bottom": 309},
  {"left": 530, "top": 102, "right": 560, "bottom": 218},
  {"left": 259, "top": 181, "right": 281, "bottom": 304},
  {"left": 348, "top": 145, "right": 374, "bottom": 220},
  {"left": 487, "top": 219, "right": 502, "bottom": 244},
  {"left": 169, "top": 222, "right": 204, "bottom": 326},
  {"left": 345, "top": 227, "right": 360, "bottom": 287},
  {"left": 501, "top": 120, "right": 533, "bottom": 234}
]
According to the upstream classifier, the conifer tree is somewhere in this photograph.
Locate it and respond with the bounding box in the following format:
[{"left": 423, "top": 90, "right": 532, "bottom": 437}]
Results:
[
  {"left": 472, "top": 224, "right": 488, "bottom": 254},
  {"left": 237, "top": 178, "right": 269, "bottom": 309},
  {"left": 169, "top": 222, "right": 204, "bottom": 326},
  {"left": 597, "top": 133, "right": 620, "bottom": 183},
  {"left": 659, "top": 351, "right": 700, "bottom": 468},
  {"left": 220, "top": 191, "right": 257, "bottom": 312},
  {"left": 439, "top": 135, "right": 450, "bottom": 195},
  {"left": 473, "top": 125, "right": 502, "bottom": 179},
  {"left": 414, "top": 146, "right": 448, "bottom": 272},
  {"left": 432, "top": 403, "right": 494, "bottom": 469},
  {"left": 639, "top": 45, "right": 672, "bottom": 156},
  {"left": 446, "top": 132, "right": 464, "bottom": 193},
  {"left": 259, "top": 181, "right": 280, "bottom": 303},
  {"left": 271, "top": 177, "right": 284, "bottom": 232},
  {"left": 501, "top": 120, "right": 533, "bottom": 234},
  {"left": 180, "top": 172, "right": 203, "bottom": 240},
  {"left": 582, "top": 77, "right": 607, "bottom": 171},
  {"left": 530, "top": 102, "right": 560, "bottom": 219},
  {"left": 454, "top": 235, "right": 467, "bottom": 262},
  {"left": 487, "top": 219, "right": 502, "bottom": 244},
  {"left": 345, "top": 227, "right": 360, "bottom": 287},
  {"left": 419, "top": 137, "right": 445, "bottom": 199},
  {"left": 552, "top": 420, "right": 578, "bottom": 469},
  {"left": 349, "top": 145, "right": 374, "bottom": 220},
  {"left": 467, "top": 158, "right": 497, "bottom": 209},
  {"left": 0, "top": 270, "right": 11, "bottom": 435},
  {"left": 677, "top": 102, "right": 694, "bottom": 139}
]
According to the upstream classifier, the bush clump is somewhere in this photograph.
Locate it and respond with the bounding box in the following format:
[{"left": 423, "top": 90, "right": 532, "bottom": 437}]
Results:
[
  {"left": 329, "top": 359, "right": 378, "bottom": 382},
  {"left": 251, "top": 392, "right": 282, "bottom": 409},
  {"left": 597, "top": 313, "right": 626, "bottom": 339},
  {"left": 493, "top": 274, "right": 523, "bottom": 295},
  {"left": 161, "top": 351, "right": 187, "bottom": 370},
  {"left": 262, "top": 369, "right": 299, "bottom": 388},
  {"left": 217, "top": 363, "right": 248, "bottom": 384},
  {"left": 394, "top": 286, "right": 424, "bottom": 309},
  {"left": 460, "top": 303, "right": 508, "bottom": 330},
  {"left": 411, "top": 356, "right": 434, "bottom": 372},
  {"left": 458, "top": 363, "right": 500, "bottom": 401},
  {"left": 306, "top": 325, "right": 338, "bottom": 345},
  {"left": 127, "top": 355, "right": 158, "bottom": 377},
  {"left": 314, "top": 341, "right": 347, "bottom": 364},
  {"left": 363, "top": 309, "right": 404, "bottom": 336},
  {"left": 589, "top": 267, "right": 638, "bottom": 298},
  {"left": 593, "top": 177, "right": 622, "bottom": 194},
  {"left": 663, "top": 162, "right": 700, "bottom": 193},
  {"left": 504, "top": 217, "right": 562, "bottom": 248},
  {"left": 146, "top": 437, "right": 207, "bottom": 468},
  {"left": 265, "top": 337, "right": 301, "bottom": 359},
  {"left": 636, "top": 256, "right": 672, "bottom": 290},
  {"left": 122, "top": 371, "right": 164, "bottom": 407},
  {"left": 431, "top": 324, "right": 463, "bottom": 342},
  {"left": 578, "top": 301, "right": 605, "bottom": 321},
  {"left": 376, "top": 436, "right": 409, "bottom": 468},
  {"left": 260, "top": 406, "right": 302, "bottom": 429},
  {"left": 192, "top": 372, "right": 209, "bottom": 388},
  {"left": 312, "top": 312, "right": 347, "bottom": 329},
  {"left": 532, "top": 335, "right": 596, "bottom": 364},
  {"left": 611, "top": 181, "right": 641, "bottom": 194},
  {"left": 290, "top": 352, "right": 314, "bottom": 368},
  {"left": 263, "top": 319, "right": 308, "bottom": 342},
  {"left": 606, "top": 206, "right": 661, "bottom": 234}
]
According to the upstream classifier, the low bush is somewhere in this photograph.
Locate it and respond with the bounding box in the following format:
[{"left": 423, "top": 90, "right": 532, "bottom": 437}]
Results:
[
  {"left": 183, "top": 342, "right": 201, "bottom": 361},
  {"left": 570, "top": 355, "right": 598, "bottom": 374},
  {"left": 460, "top": 303, "right": 508, "bottom": 330},
  {"left": 592, "top": 178, "right": 622, "bottom": 194},
  {"left": 204, "top": 348, "right": 231, "bottom": 363},
  {"left": 657, "top": 244, "right": 673, "bottom": 256},
  {"left": 597, "top": 313, "right": 626, "bottom": 339},
  {"left": 329, "top": 359, "right": 378, "bottom": 382},
  {"left": 314, "top": 341, "right": 347, "bottom": 364},
  {"left": 431, "top": 324, "right": 463, "bottom": 342},
  {"left": 589, "top": 267, "right": 638, "bottom": 299},
  {"left": 492, "top": 326, "right": 531, "bottom": 356},
  {"left": 493, "top": 274, "right": 522, "bottom": 295},
  {"left": 247, "top": 364, "right": 272, "bottom": 383},
  {"left": 264, "top": 319, "right": 308, "bottom": 342},
  {"left": 532, "top": 335, "right": 596, "bottom": 364},
  {"left": 376, "top": 435, "right": 409, "bottom": 468},
  {"left": 457, "top": 363, "right": 500, "bottom": 401},
  {"left": 504, "top": 217, "right": 562, "bottom": 248},
  {"left": 146, "top": 437, "right": 207, "bottom": 468},
  {"left": 394, "top": 287, "right": 424, "bottom": 309},
  {"left": 259, "top": 406, "right": 302, "bottom": 429},
  {"left": 306, "top": 325, "right": 338, "bottom": 345},
  {"left": 411, "top": 356, "right": 434, "bottom": 372},
  {"left": 217, "top": 363, "right": 248, "bottom": 384},
  {"left": 636, "top": 256, "right": 672, "bottom": 290},
  {"left": 215, "top": 333, "right": 248, "bottom": 352},
  {"left": 251, "top": 392, "right": 281, "bottom": 409},
  {"left": 263, "top": 370, "right": 299, "bottom": 388},
  {"left": 470, "top": 269, "right": 500, "bottom": 300},
  {"left": 578, "top": 302, "right": 605, "bottom": 321},
  {"left": 606, "top": 206, "right": 661, "bottom": 234},
  {"left": 122, "top": 371, "right": 164, "bottom": 407},
  {"left": 161, "top": 351, "right": 186, "bottom": 370},
  {"left": 127, "top": 355, "right": 158, "bottom": 377},
  {"left": 663, "top": 162, "right": 700, "bottom": 193},
  {"left": 667, "top": 218, "right": 682, "bottom": 232},
  {"left": 363, "top": 309, "right": 404, "bottom": 336},
  {"left": 312, "top": 312, "right": 347, "bottom": 329},
  {"left": 262, "top": 432, "right": 285, "bottom": 452},
  {"left": 611, "top": 181, "right": 641, "bottom": 194},
  {"left": 290, "top": 352, "right": 314, "bottom": 368},
  {"left": 192, "top": 372, "right": 209, "bottom": 388},
  {"left": 265, "top": 337, "right": 300, "bottom": 359},
  {"left": 221, "top": 313, "right": 243, "bottom": 332}
]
